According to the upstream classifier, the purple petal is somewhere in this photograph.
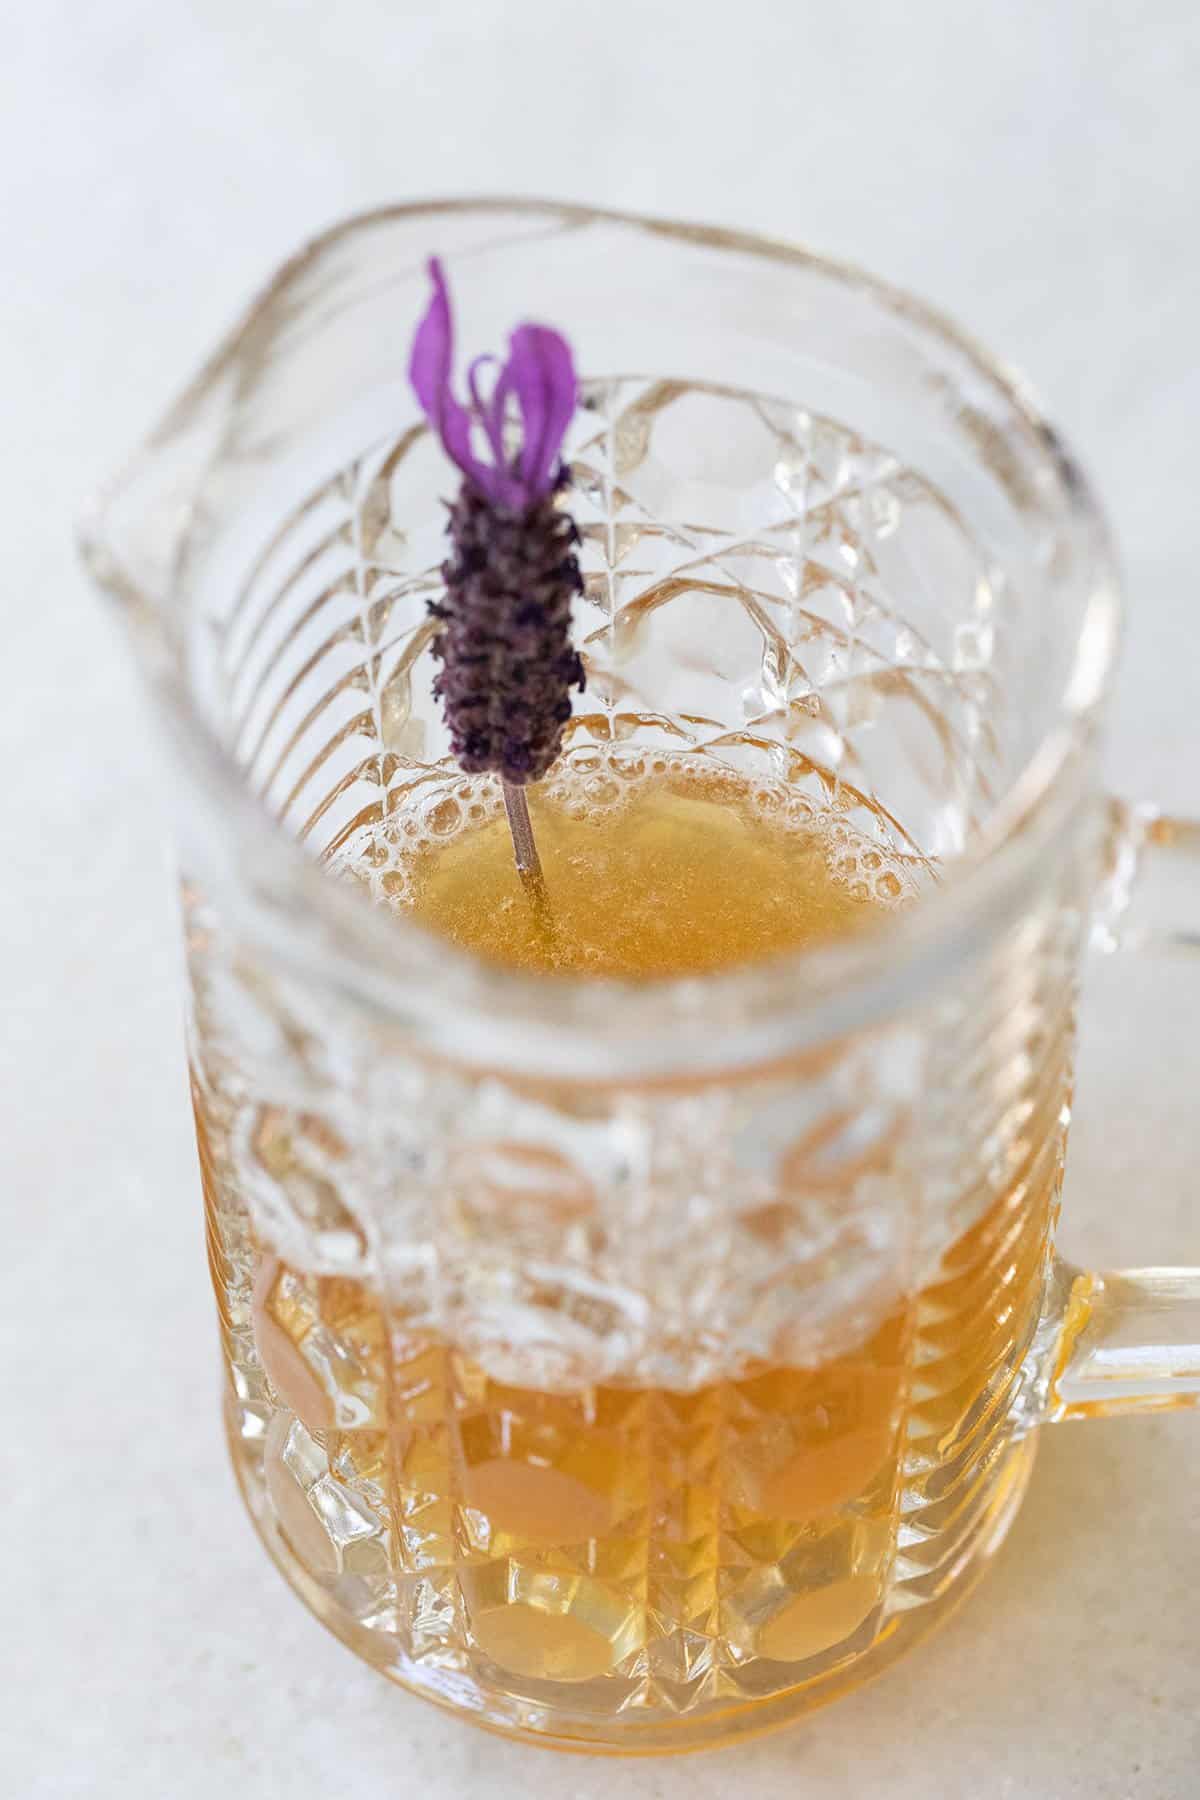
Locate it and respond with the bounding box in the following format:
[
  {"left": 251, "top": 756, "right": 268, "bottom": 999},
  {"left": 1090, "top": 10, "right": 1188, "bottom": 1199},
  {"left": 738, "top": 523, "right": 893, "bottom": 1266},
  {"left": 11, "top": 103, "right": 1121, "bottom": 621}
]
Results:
[
  {"left": 506, "top": 325, "right": 578, "bottom": 500},
  {"left": 467, "top": 354, "right": 507, "bottom": 463},
  {"left": 489, "top": 362, "right": 520, "bottom": 467},
  {"left": 407, "top": 259, "right": 455, "bottom": 431},
  {"left": 408, "top": 259, "right": 488, "bottom": 491},
  {"left": 408, "top": 261, "right": 578, "bottom": 513},
  {"left": 473, "top": 356, "right": 531, "bottom": 511}
]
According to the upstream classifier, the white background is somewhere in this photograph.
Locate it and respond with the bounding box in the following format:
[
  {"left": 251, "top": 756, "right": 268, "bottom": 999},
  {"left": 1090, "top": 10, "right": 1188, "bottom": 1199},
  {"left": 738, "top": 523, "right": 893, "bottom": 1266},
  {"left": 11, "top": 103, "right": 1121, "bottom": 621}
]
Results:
[{"left": 5, "top": 5, "right": 1199, "bottom": 1795}]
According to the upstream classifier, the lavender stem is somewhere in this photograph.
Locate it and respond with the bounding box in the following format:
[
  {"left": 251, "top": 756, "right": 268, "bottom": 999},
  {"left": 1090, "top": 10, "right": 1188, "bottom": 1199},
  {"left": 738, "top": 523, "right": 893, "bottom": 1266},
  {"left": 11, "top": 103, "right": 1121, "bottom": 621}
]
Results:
[
  {"left": 502, "top": 781, "right": 543, "bottom": 880},
  {"left": 502, "top": 782, "right": 557, "bottom": 953}
]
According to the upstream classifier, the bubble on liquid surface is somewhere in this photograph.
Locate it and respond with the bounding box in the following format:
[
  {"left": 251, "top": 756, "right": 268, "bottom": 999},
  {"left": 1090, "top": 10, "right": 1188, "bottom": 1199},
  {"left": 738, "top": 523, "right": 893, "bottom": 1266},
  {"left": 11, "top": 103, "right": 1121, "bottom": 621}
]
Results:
[
  {"left": 585, "top": 774, "right": 620, "bottom": 808},
  {"left": 329, "top": 746, "right": 916, "bottom": 922},
  {"left": 426, "top": 797, "right": 462, "bottom": 836}
]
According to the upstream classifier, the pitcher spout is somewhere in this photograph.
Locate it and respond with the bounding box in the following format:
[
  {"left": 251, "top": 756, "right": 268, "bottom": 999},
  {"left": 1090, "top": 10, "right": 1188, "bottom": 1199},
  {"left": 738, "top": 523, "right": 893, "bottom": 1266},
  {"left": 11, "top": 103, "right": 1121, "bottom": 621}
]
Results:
[{"left": 77, "top": 338, "right": 243, "bottom": 680}]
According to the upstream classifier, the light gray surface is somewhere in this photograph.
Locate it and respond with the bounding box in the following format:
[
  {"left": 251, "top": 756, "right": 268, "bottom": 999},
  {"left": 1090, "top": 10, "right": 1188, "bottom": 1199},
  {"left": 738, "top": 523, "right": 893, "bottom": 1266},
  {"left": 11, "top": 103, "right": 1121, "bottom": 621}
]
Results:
[{"left": 5, "top": 4, "right": 1199, "bottom": 1796}]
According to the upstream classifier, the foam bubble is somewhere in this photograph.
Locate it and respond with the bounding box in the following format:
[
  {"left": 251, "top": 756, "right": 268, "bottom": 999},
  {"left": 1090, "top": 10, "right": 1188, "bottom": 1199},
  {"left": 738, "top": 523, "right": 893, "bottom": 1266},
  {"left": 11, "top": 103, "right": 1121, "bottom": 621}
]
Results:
[
  {"left": 585, "top": 775, "right": 620, "bottom": 807},
  {"left": 426, "top": 797, "right": 462, "bottom": 836},
  {"left": 331, "top": 746, "right": 916, "bottom": 918}
]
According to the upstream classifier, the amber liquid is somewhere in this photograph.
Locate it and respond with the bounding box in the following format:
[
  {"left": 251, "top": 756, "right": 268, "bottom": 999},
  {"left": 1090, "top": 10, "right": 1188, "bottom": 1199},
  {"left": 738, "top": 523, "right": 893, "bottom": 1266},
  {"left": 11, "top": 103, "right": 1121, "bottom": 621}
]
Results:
[
  {"left": 400, "top": 766, "right": 891, "bottom": 976},
  {"left": 209, "top": 766, "right": 1058, "bottom": 1729}
]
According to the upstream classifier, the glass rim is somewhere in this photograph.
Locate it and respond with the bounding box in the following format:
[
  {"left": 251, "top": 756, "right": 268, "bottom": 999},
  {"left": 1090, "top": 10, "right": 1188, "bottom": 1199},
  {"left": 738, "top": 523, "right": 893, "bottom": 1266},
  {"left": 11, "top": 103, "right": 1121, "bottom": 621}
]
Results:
[{"left": 81, "top": 197, "right": 1122, "bottom": 1081}]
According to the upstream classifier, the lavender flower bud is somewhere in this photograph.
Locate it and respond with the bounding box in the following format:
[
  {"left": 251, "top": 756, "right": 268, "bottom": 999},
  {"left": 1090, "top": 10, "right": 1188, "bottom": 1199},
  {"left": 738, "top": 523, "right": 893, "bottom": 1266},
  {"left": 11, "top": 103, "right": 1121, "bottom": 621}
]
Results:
[{"left": 431, "top": 479, "right": 585, "bottom": 785}]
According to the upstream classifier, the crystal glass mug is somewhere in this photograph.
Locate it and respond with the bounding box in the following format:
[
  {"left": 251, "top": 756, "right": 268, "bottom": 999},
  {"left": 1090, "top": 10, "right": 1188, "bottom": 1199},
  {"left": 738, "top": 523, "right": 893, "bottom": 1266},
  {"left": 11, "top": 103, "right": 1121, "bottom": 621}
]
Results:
[{"left": 80, "top": 200, "right": 1200, "bottom": 1754}]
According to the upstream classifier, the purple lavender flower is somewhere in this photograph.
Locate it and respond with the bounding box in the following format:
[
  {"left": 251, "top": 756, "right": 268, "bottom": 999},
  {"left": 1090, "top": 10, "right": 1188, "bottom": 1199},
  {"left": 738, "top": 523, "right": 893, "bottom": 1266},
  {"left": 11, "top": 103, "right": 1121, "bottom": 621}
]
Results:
[{"left": 409, "top": 260, "right": 585, "bottom": 786}]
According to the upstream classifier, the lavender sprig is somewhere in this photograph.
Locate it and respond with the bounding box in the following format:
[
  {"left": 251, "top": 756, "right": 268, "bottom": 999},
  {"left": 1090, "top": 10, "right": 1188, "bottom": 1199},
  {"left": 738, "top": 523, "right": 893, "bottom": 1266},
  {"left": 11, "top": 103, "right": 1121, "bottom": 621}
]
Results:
[{"left": 409, "top": 260, "right": 585, "bottom": 790}]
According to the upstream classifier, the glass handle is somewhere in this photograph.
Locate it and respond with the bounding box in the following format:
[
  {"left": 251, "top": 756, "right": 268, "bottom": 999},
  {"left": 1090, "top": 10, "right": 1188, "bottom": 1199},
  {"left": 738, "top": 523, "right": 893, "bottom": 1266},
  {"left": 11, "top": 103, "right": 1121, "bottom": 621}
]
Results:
[
  {"left": 1044, "top": 1264, "right": 1200, "bottom": 1421},
  {"left": 1040, "top": 801, "right": 1200, "bottom": 1423},
  {"left": 1090, "top": 800, "right": 1200, "bottom": 957}
]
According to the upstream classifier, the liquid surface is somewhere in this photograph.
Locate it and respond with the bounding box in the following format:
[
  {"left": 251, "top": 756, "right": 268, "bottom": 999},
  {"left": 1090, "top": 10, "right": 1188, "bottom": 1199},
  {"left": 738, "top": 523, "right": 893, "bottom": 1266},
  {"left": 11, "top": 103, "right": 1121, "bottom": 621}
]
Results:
[{"left": 374, "top": 760, "right": 905, "bottom": 978}]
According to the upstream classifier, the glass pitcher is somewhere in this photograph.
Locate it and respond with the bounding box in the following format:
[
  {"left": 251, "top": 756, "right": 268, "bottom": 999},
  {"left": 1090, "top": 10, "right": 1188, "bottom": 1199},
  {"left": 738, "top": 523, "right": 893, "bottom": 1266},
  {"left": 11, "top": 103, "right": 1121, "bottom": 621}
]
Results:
[{"left": 79, "top": 200, "right": 1200, "bottom": 1754}]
